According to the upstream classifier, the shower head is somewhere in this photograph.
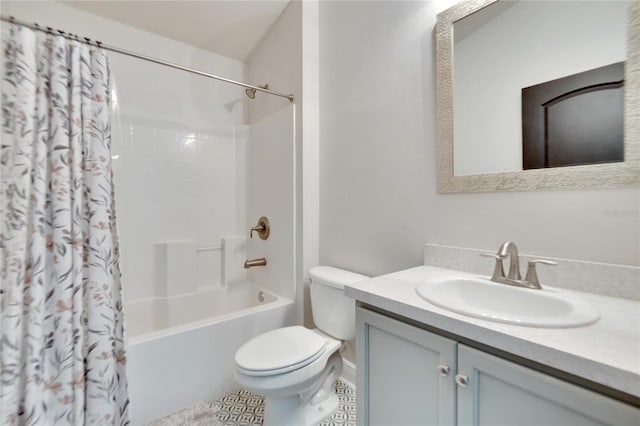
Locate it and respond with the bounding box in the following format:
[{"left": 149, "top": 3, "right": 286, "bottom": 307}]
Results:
[
  {"left": 245, "top": 84, "right": 269, "bottom": 99},
  {"left": 224, "top": 99, "right": 242, "bottom": 112}
]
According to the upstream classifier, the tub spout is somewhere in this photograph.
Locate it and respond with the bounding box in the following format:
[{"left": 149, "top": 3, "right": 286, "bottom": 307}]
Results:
[{"left": 244, "top": 258, "right": 267, "bottom": 269}]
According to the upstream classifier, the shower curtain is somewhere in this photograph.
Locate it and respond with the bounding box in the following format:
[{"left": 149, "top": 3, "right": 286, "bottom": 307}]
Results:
[{"left": 1, "top": 25, "right": 129, "bottom": 425}]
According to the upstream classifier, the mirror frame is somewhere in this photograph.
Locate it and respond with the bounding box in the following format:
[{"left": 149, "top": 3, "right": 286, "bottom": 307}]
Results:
[{"left": 435, "top": 0, "right": 640, "bottom": 193}]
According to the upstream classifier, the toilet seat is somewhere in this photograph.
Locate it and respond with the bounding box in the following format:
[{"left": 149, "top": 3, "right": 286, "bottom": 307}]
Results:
[{"left": 235, "top": 326, "right": 328, "bottom": 377}]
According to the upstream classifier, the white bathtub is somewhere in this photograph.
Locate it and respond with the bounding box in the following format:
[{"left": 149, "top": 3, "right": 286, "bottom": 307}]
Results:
[{"left": 125, "top": 283, "right": 295, "bottom": 425}]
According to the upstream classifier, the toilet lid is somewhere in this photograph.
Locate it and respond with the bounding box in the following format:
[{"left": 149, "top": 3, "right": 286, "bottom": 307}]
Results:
[{"left": 235, "top": 326, "right": 327, "bottom": 376}]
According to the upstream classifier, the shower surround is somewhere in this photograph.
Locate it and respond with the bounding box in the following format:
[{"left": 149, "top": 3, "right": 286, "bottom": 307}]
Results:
[{"left": 110, "top": 46, "right": 297, "bottom": 426}]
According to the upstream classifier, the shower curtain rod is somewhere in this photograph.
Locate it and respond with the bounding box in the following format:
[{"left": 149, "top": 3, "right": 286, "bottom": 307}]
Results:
[{"left": 0, "top": 15, "right": 295, "bottom": 102}]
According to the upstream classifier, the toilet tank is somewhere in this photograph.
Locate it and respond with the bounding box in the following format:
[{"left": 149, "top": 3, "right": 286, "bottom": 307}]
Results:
[{"left": 309, "top": 266, "right": 369, "bottom": 340}]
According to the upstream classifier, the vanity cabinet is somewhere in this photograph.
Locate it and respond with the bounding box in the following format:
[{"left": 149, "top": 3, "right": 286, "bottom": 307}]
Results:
[
  {"left": 356, "top": 307, "right": 640, "bottom": 426},
  {"left": 356, "top": 306, "right": 457, "bottom": 425}
]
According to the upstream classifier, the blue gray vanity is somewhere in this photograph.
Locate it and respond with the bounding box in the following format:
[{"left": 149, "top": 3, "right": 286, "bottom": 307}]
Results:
[{"left": 347, "top": 244, "right": 640, "bottom": 425}]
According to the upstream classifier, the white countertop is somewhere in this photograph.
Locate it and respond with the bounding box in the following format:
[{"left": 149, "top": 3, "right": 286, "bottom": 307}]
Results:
[{"left": 344, "top": 265, "right": 640, "bottom": 399}]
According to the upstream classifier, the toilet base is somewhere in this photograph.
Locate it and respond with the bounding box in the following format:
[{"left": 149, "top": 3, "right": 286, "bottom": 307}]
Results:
[
  {"left": 264, "top": 392, "right": 339, "bottom": 426},
  {"left": 304, "top": 392, "right": 339, "bottom": 425},
  {"left": 263, "top": 351, "right": 343, "bottom": 426}
]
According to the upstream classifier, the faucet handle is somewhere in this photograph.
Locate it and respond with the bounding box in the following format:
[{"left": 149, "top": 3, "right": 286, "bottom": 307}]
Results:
[
  {"left": 524, "top": 259, "right": 558, "bottom": 289},
  {"left": 250, "top": 216, "right": 270, "bottom": 240},
  {"left": 481, "top": 253, "right": 506, "bottom": 281},
  {"left": 480, "top": 253, "right": 507, "bottom": 260},
  {"left": 481, "top": 253, "right": 504, "bottom": 259},
  {"left": 528, "top": 259, "right": 558, "bottom": 266}
]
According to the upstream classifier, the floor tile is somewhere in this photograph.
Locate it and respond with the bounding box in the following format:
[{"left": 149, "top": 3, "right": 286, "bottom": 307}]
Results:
[{"left": 149, "top": 379, "right": 356, "bottom": 426}]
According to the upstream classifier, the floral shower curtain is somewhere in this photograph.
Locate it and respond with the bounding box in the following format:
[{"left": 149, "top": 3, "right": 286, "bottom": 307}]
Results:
[{"left": 1, "top": 24, "right": 129, "bottom": 425}]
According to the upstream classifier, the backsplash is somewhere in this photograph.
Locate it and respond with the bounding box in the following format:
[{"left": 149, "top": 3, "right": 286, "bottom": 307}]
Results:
[{"left": 424, "top": 244, "right": 640, "bottom": 301}]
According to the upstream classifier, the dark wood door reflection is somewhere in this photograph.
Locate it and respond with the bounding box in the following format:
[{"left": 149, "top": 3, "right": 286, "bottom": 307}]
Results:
[{"left": 522, "top": 61, "right": 624, "bottom": 170}]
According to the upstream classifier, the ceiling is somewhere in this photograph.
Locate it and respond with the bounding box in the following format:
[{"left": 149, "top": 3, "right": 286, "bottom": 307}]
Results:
[{"left": 62, "top": 0, "right": 290, "bottom": 61}]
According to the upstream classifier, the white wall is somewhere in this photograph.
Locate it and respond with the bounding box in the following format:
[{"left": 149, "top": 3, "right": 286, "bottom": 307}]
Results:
[
  {"left": 454, "top": 0, "right": 627, "bottom": 175},
  {"left": 1, "top": 1, "right": 250, "bottom": 304},
  {"left": 319, "top": 0, "right": 639, "bottom": 286},
  {"left": 301, "top": 0, "right": 321, "bottom": 329},
  {"left": 247, "top": 0, "right": 301, "bottom": 125},
  {"left": 247, "top": 105, "right": 296, "bottom": 300},
  {"left": 246, "top": 0, "right": 320, "bottom": 325}
]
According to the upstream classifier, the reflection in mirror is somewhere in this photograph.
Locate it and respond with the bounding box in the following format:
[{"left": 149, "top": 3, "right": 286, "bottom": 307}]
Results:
[
  {"left": 453, "top": 0, "right": 627, "bottom": 176},
  {"left": 521, "top": 62, "right": 624, "bottom": 170},
  {"left": 435, "top": 0, "right": 639, "bottom": 193}
]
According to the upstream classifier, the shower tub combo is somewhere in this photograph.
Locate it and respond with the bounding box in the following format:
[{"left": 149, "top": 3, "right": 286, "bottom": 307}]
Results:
[
  {"left": 125, "top": 282, "right": 294, "bottom": 425},
  {"left": 112, "top": 103, "right": 297, "bottom": 425},
  {"left": 102, "top": 57, "right": 297, "bottom": 424}
]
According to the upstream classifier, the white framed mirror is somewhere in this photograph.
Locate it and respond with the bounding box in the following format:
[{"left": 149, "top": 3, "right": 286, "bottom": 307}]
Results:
[{"left": 435, "top": 0, "right": 639, "bottom": 193}]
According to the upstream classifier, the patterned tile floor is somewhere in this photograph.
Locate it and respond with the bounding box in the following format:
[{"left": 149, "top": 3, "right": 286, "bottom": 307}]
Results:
[{"left": 149, "top": 379, "right": 356, "bottom": 426}]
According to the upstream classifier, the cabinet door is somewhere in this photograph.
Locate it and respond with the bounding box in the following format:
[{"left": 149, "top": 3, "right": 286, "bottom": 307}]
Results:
[
  {"left": 456, "top": 344, "right": 640, "bottom": 426},
  {"left": 356, "top": 307, "right": 457, "bottom": 426}
]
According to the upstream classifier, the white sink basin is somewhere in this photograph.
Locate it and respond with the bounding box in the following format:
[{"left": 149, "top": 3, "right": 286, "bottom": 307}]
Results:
[{"left": 415, "top": 276, "right": 599, "bottom": 328}]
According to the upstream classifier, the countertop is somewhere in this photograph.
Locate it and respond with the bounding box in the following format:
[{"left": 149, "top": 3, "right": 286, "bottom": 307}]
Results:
[{"left": 344, "top": 265, "right": 640, "bottom": 399}]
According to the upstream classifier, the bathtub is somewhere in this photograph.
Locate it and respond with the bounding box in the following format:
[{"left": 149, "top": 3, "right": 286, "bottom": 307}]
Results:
[{"left": 125, "top": 283, "right": 295, "bottom": 425}]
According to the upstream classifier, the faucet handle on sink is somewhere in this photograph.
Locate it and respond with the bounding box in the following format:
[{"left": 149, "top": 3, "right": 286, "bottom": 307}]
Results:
[
  {"left": 524, "top": 260, "right": 558, "bottom": 289},
  {"left": 481, "top": 252, "right": 506, "bottom": 281}
]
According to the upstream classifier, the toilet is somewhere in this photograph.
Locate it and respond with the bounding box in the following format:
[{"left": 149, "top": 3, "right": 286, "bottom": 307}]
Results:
[{"left": 234, "top": 266, "right": 368, "bottom": 426}]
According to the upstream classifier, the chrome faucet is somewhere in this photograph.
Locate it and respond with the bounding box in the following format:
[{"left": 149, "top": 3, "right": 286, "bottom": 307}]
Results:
[{"left": 482, "top": 241, "right": 557, "bottom": 290}]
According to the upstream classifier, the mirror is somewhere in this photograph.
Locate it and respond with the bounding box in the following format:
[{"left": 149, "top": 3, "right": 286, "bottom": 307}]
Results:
[{"left": 435, "top": 0, "right": 639, "bottom": 193}]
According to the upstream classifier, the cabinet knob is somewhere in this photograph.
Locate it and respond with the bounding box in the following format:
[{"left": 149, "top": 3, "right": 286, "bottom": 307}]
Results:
[
  {"left": 455, "top": 373, "right": 470, "bottom": 387},
  {"left": 437, "top": 364, "right": 451, "bottom": 376}
]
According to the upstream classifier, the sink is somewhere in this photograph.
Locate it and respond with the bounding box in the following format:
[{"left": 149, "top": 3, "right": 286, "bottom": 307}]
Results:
[{"left": 415, "top": 276, "right": 599, "bottom": 328}]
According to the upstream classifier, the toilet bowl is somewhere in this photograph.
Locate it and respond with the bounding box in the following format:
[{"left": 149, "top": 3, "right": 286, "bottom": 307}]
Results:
[{"left": 234, "top": 266, "right": 368, "bottom": 426}]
